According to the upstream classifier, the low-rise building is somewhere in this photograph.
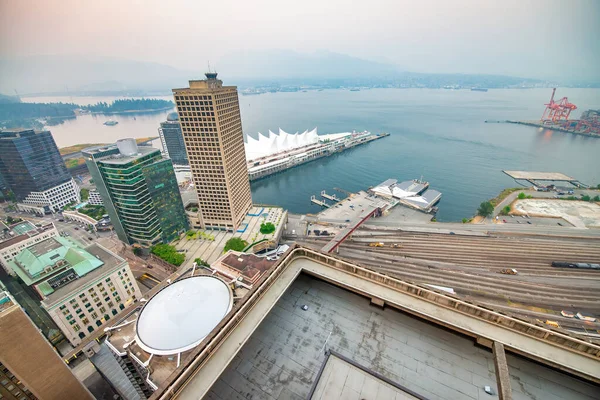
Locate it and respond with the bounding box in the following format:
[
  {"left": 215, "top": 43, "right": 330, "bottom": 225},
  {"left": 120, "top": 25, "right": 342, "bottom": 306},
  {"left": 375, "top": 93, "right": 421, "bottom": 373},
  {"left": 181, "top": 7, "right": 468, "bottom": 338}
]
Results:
[
  {"left": 88, "top": 189, "right": 104, "bottom": 205},
  {"left": 211, "top": 251, "right": 274, "bottom": 286},
  {"left": 0, "top": 221, "right": 59, "bottom": 275},
  {"left": 20, "top": 178, "right": 81, "bottom": 212},
  {"left": 62, "top": 210, "right": 99, "bottom": 230},
  {"left": 8, "top": 237, "right": 142, "bottom": 345}
]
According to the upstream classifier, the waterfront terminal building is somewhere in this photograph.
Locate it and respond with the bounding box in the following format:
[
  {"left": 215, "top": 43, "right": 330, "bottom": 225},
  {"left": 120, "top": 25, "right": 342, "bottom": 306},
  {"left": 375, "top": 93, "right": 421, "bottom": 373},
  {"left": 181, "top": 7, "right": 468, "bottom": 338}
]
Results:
[
  {"left": 83, "top": 139, "right": 188, "bottom": 246},
  {"left": 245, "top": 129, "right": 385, "bottom": 181}
]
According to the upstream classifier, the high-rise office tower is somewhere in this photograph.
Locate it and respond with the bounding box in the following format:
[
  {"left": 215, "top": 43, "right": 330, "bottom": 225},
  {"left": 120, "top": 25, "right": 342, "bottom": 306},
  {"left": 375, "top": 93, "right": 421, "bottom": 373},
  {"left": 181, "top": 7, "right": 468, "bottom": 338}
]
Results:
[
  {"left": 83, "top": 139, "right": 188, "bottom": 246},
  {"left": 0, "top": 288, "right": 93, "bottom": 399},
  {"left": 173, "top": 73, "right": 252, "bottom": 230},
  {"left": 158, "top": 112, "right": 188, "bottom": 165},
  {"left": 0, "top": 129, "right": 80, "bottom": 212}
]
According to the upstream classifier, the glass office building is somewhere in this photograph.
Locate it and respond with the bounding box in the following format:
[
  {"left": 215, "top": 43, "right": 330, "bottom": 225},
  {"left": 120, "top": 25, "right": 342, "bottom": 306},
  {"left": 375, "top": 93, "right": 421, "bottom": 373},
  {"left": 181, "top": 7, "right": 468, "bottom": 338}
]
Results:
[
  {"left": 83, "top": 139, "right": 188, "bottom": 246},
  {"left": 0, "top": 129, "right": 79, "bottom": 211},
  {"left": 158, "top": 113, "right": 188, "bottom": 165}
]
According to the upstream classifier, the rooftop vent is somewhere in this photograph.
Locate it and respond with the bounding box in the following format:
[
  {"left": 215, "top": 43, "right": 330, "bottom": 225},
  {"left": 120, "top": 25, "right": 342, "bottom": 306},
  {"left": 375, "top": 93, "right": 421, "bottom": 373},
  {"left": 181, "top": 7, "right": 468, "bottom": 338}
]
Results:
[{"left": 116, "top": 138, "right": 138, "bottom": 156}]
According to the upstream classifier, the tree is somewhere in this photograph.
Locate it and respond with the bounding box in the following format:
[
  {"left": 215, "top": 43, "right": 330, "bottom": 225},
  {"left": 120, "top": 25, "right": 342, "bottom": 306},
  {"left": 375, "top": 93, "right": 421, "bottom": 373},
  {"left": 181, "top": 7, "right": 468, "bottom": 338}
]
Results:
[
  {"left": 185, "top": 229, "right": 196, "bottom": 239},
  {"left": 593, "top": 196, "right": 600, "bottom": 202},
  {"left": 581, "top": 195, "right": 591, "bottom": 202},
  {"left": 224, "top": 237, "right": 248, "bottom": 252},
  {"left": 260, "top": 222, "right": 276, "bottom": 234},
  {"left": 462, "top": 218, "right": 468, "bottom": 223},
  {"left": 500, "top": 205, "right": 511, "bottom": 215},
  {"left": 151, "top": 244, "right": 184, "bottom": 266},
  {"left": 477, "top": 201, "right": 494, "bottom": 217},
  {"left": 80, "top": 188, "right": 89, "bottom": 200},
  {"left": 194, "top": 258, "right": 210, "bottom": 267},
  {"left": 132, "top": 247, "right": 142, "bottom": 256},
  {"left": 517, "top": 192, "right": 526, "bottom": 200}
]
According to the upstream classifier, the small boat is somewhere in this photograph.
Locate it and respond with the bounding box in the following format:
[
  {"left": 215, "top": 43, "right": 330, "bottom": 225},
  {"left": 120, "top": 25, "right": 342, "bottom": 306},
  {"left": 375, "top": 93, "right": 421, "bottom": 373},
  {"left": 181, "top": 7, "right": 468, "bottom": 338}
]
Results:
[
  {"left": 471, "top": 87, "right": 488, "bottom": 92},
  {"left": 104, "top": 120, "right": 118, "bottom": 126}
]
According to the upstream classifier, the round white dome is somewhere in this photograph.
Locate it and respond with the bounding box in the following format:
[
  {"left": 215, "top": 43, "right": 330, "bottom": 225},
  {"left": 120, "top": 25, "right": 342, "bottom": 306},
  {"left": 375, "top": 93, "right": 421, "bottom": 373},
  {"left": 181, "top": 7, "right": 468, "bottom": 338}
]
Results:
[{"left": 135, "top": 276, "right": 233, "bottom": 355}]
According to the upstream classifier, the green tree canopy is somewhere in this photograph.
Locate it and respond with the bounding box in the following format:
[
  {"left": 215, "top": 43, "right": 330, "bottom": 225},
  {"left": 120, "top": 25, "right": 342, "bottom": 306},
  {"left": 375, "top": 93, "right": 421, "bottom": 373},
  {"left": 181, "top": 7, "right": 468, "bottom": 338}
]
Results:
[
  {"left": 224, "top": 237, "right": 248, "bottom": 252},
  {"left": 83, "top": 98, "right": 174, "bottom": 113},
  {"left": 477, "top": 201, "right": 494, "bottom": 217},
  {"left": 517, "top": 192, "right": 526, "bottom": 200},
  {"left": 194, "top": 258, "right": 210, "bottom": 267},
  {"left": 151, "top": 244, "right": 184, "bottom": 266},
  {"left": 260, "top": 222, "right": 276, "bottom": 234}
]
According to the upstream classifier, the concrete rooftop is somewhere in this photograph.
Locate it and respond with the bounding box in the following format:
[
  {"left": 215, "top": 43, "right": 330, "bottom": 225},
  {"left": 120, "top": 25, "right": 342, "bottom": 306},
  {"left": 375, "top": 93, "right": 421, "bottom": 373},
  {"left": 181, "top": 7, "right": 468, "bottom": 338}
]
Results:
[
  {"left": 204, "top": 273, "right": 598, "bottom": 400},
  {"left": 503, "top": 171, "right": 576, "bottom": 181}
]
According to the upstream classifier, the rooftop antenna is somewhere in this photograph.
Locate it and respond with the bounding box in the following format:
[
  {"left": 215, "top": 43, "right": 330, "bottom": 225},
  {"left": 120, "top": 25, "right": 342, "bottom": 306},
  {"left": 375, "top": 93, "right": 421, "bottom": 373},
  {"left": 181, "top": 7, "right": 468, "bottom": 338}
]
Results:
[{"left": 207, "top": 61, "right": 211, "bottom": 73}]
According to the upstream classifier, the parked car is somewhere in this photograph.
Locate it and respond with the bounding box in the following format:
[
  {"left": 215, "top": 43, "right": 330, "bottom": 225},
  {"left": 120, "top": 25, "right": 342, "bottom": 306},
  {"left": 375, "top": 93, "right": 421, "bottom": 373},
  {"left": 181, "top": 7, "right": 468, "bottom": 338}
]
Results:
[{"left": 74, "top": 227, "right": 79, "bottom": 230}]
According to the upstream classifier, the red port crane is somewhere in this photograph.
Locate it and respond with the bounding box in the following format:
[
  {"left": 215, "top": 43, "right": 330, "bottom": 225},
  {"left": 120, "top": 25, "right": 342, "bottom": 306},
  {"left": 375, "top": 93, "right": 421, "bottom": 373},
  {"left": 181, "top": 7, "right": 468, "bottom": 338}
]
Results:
[{"left": 541, "top": 88, "right": 577, "bottom": 122}]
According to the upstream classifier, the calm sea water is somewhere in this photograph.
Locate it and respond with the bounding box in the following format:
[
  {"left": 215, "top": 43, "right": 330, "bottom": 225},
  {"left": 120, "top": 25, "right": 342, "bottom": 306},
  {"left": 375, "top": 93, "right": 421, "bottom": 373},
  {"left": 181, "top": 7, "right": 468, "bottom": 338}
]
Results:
[{"left": 24, "top": 88, "right": 600, "bottom": 221}]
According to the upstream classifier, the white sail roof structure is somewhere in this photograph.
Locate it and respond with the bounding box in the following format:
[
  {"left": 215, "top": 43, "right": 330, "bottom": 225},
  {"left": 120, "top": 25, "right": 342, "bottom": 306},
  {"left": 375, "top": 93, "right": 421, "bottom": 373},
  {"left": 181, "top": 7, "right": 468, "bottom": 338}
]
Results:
[{"left": 244, "top": 128, "right": 320, "bottom": 161}]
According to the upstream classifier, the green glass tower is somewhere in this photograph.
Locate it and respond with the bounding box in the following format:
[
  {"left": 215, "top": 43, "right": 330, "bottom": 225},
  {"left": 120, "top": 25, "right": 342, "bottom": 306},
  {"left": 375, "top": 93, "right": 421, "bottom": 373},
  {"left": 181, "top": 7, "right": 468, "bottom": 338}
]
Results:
[{"left": 83, "top": 139, "right": 188, "bottom": 246}]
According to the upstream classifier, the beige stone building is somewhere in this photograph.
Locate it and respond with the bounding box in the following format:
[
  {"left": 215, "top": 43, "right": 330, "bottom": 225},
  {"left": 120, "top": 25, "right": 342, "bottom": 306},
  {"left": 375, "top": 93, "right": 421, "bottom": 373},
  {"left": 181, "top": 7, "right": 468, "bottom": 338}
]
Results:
[
  {"left": 0, "top": 221, "right": 58, "bottom": 276},
  {"left": 8, "top": 237, "right": 142, "bottom": 346},
  {"left": 173, "top": 73, "right": 252, "bottom": 231}
]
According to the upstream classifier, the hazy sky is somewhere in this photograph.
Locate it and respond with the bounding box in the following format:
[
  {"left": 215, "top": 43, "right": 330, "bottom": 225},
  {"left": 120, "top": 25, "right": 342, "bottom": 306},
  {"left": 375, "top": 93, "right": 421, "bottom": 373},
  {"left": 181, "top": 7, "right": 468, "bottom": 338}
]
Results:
[{"left": 1, "top": 0, "right": 599, "bottom": 80}]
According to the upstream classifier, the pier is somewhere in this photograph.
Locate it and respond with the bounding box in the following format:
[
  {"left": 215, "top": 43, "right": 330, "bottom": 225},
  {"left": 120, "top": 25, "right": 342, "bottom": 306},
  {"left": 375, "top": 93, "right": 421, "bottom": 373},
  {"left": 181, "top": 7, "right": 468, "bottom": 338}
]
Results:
[
  {"left": 247, "top": 131, "right": 390, "bottom": 181},
  {"left": 310, "top": 195, "right": 330, "bottom": 208},
  {"left": 320, "top": 190, "right": 339, "bottom": 202},
  {"left": 503, "top": 170, "right": 589, "bottom": 188},
  {"left": 506, "top": 120, "right": 599, "bottom": 138}
]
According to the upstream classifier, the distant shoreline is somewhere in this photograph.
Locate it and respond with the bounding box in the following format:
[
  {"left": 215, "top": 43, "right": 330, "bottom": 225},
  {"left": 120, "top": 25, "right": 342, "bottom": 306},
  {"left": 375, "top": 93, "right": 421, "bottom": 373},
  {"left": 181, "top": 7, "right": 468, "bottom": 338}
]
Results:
[{"left": 89, "top": 106, "right": 174, "bottom": 115}]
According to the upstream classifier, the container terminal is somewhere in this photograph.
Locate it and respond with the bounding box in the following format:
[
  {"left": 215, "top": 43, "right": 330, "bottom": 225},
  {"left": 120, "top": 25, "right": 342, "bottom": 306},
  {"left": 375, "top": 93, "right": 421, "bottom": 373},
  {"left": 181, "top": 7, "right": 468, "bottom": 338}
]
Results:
[
  {"left": 245, "top": 128, "right": 389, "bottom": 181},
  {"left": 487, "top": 88, "right": 600, "bottom": 137}
]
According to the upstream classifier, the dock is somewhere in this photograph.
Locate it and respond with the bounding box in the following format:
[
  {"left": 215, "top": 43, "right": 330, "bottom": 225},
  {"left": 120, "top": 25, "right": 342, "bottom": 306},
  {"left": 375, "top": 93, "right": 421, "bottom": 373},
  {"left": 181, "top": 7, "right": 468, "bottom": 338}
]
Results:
[
  {"left": 333, "top": 187, "right": 353, "bottom": 197},
  {"left": 310, "top": 195, "right": 330, "bottom": 208},
  {"left": 503, "top": 170, "right": 588, "bottom": 188},
  {"left": 321, "top": 190, "right": 339, "bottom": 202},
  {"left": 506, "top": 120, "right": 599, "bottom": 138}
]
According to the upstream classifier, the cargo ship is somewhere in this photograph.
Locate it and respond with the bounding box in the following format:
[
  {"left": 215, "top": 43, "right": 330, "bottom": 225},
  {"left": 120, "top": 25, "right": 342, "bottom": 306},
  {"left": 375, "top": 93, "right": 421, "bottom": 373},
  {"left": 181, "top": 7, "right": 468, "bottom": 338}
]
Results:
[{"left": 471, "top": 87, "right": 488, "bottom": 92}]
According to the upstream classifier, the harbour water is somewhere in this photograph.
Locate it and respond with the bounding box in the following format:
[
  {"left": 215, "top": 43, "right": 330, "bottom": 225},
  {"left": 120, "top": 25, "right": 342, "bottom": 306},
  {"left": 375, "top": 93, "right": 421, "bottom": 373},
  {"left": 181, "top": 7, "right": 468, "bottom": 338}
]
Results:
[{"left": 23, "top": 88, "right": 600, "bottom": 221}]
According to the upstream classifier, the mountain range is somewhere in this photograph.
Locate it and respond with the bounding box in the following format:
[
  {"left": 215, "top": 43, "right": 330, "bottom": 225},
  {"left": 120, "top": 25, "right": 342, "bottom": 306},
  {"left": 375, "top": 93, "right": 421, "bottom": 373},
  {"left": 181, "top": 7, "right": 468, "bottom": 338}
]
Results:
[{"left": 0, "top": 51, "right": 547, "bottom": 96}]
